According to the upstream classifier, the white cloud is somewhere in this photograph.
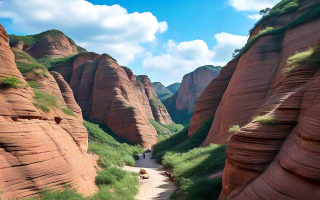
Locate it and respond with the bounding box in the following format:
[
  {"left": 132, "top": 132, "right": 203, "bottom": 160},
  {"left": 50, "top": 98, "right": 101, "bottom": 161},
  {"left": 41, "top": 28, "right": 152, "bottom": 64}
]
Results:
[
  {"left": 246, "top": 14, "right": 262, "bottom": 20},
  {"left": 143, "top": 39, "right": 215, "bottom": 71},
  {"left": 143, "top": 32, "right": 248, "bottom": 73},
  {"left": 229, "top": 0, "right": 279, "bottom": 11},
  {"left": 213, "top": 32, "right": 248, "bottom": 62},
  {"left": 0, "top": 0, "right": 167, "bottom": 65}
]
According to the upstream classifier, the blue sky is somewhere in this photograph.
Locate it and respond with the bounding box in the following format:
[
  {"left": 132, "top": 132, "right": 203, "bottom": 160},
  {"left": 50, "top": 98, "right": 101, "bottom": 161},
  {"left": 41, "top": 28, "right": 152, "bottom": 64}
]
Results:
[{"left": 0, "top": 0, "right": 279, "bottom": 85}]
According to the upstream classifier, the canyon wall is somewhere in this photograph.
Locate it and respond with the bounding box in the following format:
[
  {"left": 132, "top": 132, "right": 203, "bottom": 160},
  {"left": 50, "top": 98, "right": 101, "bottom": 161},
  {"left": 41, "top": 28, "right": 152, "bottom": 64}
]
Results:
[
  {"left": 166, "top": 65, "right": 221, "bottom": 124},
  {"left": 0, "top": 25, "right": 97, "bottom": 199},
  {"left": 187, "top": 0, "right": 320, "bottom": 199}
]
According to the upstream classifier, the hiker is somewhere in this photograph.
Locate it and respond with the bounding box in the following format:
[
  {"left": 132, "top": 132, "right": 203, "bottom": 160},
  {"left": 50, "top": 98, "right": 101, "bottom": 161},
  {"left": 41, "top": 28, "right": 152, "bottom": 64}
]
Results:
[{"left": 143, "top": 152, "right": 146, "bottom": 159}]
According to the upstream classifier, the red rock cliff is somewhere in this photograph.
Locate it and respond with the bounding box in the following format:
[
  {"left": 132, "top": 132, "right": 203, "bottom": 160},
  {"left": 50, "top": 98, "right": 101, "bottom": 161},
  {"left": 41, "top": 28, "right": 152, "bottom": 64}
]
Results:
[
  {"left": 187, "top": 0, "right": 320, "bottom": 199},
  {"left": 0, "top": 25, "right": 97, "bottom": 199},
  {"left": 54, "top": 54, "right": 159, "bottom": 148}
]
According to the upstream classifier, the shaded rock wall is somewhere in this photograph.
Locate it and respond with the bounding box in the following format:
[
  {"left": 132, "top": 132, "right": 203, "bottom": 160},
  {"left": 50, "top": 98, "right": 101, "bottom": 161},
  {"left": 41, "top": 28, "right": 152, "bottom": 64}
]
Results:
[{"left": 0, "top": 25, "right": 97, "bottom": 199}]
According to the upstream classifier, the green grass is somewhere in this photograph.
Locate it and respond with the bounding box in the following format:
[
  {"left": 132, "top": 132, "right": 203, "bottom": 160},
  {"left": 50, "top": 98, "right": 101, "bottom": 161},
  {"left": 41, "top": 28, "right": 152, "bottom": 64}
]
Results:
[
  {"left": 255, "top": 0, "right": 299, "bottom": 28},
  {"left": 38, "top": 121, "right": 143, "bottom": 199},
  {"left": 9, "top": 29, "right": 69, "bottom": 47},
  {"left": 84, "top": 121, "right": 143, "bottom": 167},
  {"left": 254, "top": 115, "right": 279, "bottom": 125},
  {"left": 236, "top": 1, "right": 320, "bottom": 59},
  {"left": 38, "top": 53, "right": 80, "bottom": 70},
  {"left": 11, "top": 48, "right": 38, "bottom": 63},
  {"left": 148, "top": 119, "right": 184, "bottom": 142},
  {"left": 33, "top": 89, "right": 57, "bottom": 112},
  {"left": 166, "top": 82, "right": 181, "bottom": 94},
  {"left": 152, "top": 117, "right": 226, "bottom": 200},
  {"left": 286, "top": 46, "right": 320, "bottom": 73},
  {"left": 0, "top": 77, "right": 22, "bottom": 89},
  {"left": 16, "top": 61, "right": 46, "bottom": 76},
  {"left": 61, "top": 108, "right": 75, "bottom": 116},
  {"left": 27, "top": 81, "right": 39, "bottom": 88},
  {"left": 228, "top": 125, "right": 240, "bottom": 133}
]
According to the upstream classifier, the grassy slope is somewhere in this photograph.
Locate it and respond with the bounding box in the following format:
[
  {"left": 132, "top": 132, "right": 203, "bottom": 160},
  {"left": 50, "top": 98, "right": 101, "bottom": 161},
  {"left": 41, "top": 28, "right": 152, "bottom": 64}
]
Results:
[
  {"left": 152, "top": 118, "right": 226, "bottom": 200},
  {"left": 166, "top": 82, "right": 181, "bottom": 94},
  {"left": 148, "top": 119, "right": 184, "bottom": 142},
  {"left": 152, "top": 82, "right": 174, "bottom": 103},
  {"left": 39, "top": 120, "right": 143, "bottom": 200}
]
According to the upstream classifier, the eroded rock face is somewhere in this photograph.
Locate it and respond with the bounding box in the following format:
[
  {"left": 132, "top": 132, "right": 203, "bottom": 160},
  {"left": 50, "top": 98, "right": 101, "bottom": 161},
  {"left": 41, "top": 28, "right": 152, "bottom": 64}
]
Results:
[
  {"left": 185, "top": 1, "right": 320, "bottom": 199},
  {"left": 137, "top": 75, "right": 173, "bottom": 125},
  {"left": 0, "top": 25, "right": 97, "bottom": 199},
  {"left": 56, "top": 54, "right": 159, "bottom": 148},
  {"left": 188, "top": 59, "right": 239, "bottom": 135},
  {"left": 11, "top": 30, "right": 79, "bottom": 59},
  {"left": 166, "top": 65, "right": 221, "bottom": 124}
]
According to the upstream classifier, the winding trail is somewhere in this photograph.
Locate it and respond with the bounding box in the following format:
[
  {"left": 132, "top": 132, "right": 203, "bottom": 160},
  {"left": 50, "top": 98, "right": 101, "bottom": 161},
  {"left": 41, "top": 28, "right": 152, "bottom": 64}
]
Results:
[{"left": 124, "top": 152, "right": 176, "bottom": 200}]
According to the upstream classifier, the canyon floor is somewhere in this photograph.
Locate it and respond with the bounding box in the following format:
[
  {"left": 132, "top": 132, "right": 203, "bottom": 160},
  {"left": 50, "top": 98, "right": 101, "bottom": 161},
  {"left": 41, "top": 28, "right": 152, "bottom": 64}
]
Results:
[{"left": 124, "top": 152, "right": 176, "bottom": 200}]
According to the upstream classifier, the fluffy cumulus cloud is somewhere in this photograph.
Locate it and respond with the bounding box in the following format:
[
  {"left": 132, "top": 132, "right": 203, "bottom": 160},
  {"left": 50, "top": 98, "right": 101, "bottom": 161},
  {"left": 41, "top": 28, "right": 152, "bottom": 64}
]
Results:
[
  {"left": 143, "top": 32, "right": 248, "bottom": 73},
  {"left": 246, "top": 14, "right": 262, "bottom": 20},
  {"left": 229, "top": 0, "right": 279, "bottom": 11},
  {"left": 0, "top": 0, "right": 167, "bottom": 65}
]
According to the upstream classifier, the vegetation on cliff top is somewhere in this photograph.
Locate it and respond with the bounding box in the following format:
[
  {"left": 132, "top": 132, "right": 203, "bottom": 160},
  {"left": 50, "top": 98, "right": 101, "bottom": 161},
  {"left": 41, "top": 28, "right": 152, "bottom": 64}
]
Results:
[
  {"left": 152, "top": 82, "right": 174, "bottom": 103},
  {"left": 234, "top": 1, "right": 320, "bottom": 59},
  {"left": 166, "top": 82, "right": 181, "bottom": 94},
  {"left": 152, "top": 117, "right": 226, "bottom": 200}
]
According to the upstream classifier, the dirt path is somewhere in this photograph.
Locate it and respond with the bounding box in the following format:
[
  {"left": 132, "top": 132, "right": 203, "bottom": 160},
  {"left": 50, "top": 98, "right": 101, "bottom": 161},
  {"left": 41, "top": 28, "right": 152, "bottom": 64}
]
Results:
[{"left": 124, "top": 152, "right": 176, "bottom": 200}]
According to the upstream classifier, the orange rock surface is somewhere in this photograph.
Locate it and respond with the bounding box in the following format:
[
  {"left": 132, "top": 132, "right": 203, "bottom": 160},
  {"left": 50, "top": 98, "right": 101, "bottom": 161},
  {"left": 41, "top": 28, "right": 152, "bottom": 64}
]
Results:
[{"left": 0, "top": 25, "right": 97, "bottom": 199}]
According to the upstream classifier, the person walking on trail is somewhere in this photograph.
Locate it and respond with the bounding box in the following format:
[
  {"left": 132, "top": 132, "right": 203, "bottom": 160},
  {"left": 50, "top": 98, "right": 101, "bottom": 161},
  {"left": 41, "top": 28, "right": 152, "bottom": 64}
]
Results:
[{"left": 143, "top": 152, "right": 146, "bottom": 159}]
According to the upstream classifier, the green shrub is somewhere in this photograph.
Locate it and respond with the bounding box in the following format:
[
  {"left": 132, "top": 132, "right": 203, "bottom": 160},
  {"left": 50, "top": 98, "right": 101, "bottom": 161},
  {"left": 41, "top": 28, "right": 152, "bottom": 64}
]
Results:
[
  {"left": 149, "top": 118, "right": 184, "bottom": 141},
  {"left": 33, "top": 89, "right": 57, "bottom": 112},
  {"left": 38, "top": 53, "right": 80, "bottom": 69},
  {"left": 40, "top": 187, "right": 84, "bottom": 200},
  {"left": 35, "top": 70, "right": 48, "bottom": 77},
  {"left": 0, "top": 77, "right": 22, "bottom": 89},
  {"left": 11, "top": 48, "right": 38, "bottom": 63},
  {"left": 228, "top": 125, "right": 240, "bottom": 133},
  {"left": 27, "top": 81, "right": 39, "bottom": 88},
  {"left": 286, "top": 46, "right": 320, "bottom": 73},
  {"left": 237, "top": 1, "right": 320, "bottom": 59},
  {"left": 96, "top": 167, "right": 126, "bottom": 185},
  {"left": 254, "top": 115, "right": 279, "bottom": 125},
  {"left": 61, "top": 108, "right": 75, "bottom": 116},
  {"left": 16, "top": 61, "right": 46, "bottom": 76}
]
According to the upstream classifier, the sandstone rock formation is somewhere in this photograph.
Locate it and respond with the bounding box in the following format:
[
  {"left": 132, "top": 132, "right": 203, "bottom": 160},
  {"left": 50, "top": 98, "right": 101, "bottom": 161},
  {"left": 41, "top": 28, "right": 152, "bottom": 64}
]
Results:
[
  {"left": 10, "top": 30, "right": 80, "bottom": 59},
  {"left": 166, "top": 65, "right": 221, "bottom": 124},
  {"left": 52, "top": 54, "right": 166, "bottom": 147},
  {"left": 0, "top": 25, "right": 97, "bottom": 199},
  {"left": 186, "top": 0, "right": 320, "bottom": 199}
]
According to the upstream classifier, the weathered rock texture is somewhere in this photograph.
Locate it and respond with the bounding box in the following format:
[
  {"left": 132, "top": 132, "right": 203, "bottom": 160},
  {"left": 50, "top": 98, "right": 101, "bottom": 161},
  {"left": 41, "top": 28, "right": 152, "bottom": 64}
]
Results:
[
  {"left": 0, "top": 25, "right": 97, "bottom": 199},
  {"left": 187, "top": 1, "right": 320, "bottom": 199},
  {"left": 53, "top": 55, "right": 168, "bottom": 147},
  {"left": 10, "top": 30, "right": 79, "bottom": 59},
  {"left": 166, "top": 65, "right": 221, "bottom": 124}
]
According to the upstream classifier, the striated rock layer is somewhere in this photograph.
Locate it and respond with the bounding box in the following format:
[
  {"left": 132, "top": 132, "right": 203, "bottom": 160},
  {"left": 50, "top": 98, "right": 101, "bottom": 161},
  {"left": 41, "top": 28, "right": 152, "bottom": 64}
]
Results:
[
  {"left": 187, "top": 0, "right": 320, "bottom": 199},
  {"left": 10, "top": 30, "right": 79, "bottom": 59},
  {"left": 166, "top": 65, "right": 221, "bottom": 124},
  {"left": 0, "top": 25, "right": 97, "bottom": 199},
  {"left": 54, "top": 55, "right": 164, "bottom": 147}
]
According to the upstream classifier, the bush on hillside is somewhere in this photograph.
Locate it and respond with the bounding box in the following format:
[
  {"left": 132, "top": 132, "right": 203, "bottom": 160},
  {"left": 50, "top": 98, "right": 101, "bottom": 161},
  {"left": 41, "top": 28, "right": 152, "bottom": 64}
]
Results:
[
  {"left": 0, "top": 77, "right": 22, "bottom": 89},
  {"left": 61, "top": 108, "right": 75, "bottom": 116},
  {"left": 33, "top": 89, "right": 57, "bottom": 112}
]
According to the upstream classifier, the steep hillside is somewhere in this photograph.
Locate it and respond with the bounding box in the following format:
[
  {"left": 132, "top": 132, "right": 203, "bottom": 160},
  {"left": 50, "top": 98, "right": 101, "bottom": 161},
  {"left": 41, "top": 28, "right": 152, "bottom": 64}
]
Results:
[
  {"left": 0, "top": 25, "right": 97, "bottom": 199},
  {"left": 166, "top": 65, "right": 221, "bottom": 125},
  {"left": 153, "top": 82, "right": 173, "bottom": 104},
  {"left": 8, "top": 30, "right": 175, "bottom": 148},
  {"left": 166, "top": 82, "right": 180, "bottom": 94},
  {"left": 188, "top": 0, "right": 320, "bottom": 199},
  {"left": 9, "top": 29, "right": 85, "bottom": 59}
]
